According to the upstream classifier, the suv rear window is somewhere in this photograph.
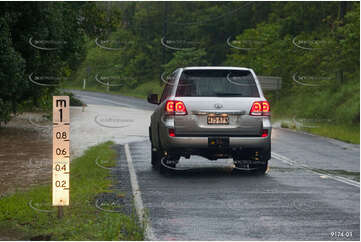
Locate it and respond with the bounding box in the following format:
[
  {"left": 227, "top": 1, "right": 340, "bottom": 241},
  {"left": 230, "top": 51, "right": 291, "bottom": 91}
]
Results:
[{"left": 176, "top": 69, "right": 259, "bottom": 97}]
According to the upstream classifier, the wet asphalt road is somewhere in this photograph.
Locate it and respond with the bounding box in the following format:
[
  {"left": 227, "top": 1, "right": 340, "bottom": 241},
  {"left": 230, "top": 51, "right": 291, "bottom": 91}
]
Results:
[
  {"left": 70, "top": 90, "right": 155, "bottom": 111},
  {"left": 73, "top": 90, "right": 360, "bottom": 240}
]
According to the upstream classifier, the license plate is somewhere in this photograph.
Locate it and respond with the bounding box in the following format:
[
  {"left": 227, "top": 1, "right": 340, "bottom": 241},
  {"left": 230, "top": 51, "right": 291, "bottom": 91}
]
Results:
[{"left": 207, "top": 114, "right": 229, "bottom": 125}]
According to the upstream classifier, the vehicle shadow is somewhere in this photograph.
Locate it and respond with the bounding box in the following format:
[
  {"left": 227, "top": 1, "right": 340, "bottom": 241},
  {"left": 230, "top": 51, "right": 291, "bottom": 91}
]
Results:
[{"left": 156, "top": 165, "right": 269, "bottom": 179}]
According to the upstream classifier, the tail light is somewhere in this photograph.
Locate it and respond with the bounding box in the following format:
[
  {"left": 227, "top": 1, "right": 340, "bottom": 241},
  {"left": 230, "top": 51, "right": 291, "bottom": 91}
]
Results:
[
  {"left": 261, "top": 129, "right": 268, "bottom": 137},
  {"left": 250, "top": 101, "right": 270, "bottom": 116},
  {"left": 165, "top": 100, "right": 187, "bottom": 115},
  {"left": 168, "top": 128, "right": 175, "bottom": 137}
]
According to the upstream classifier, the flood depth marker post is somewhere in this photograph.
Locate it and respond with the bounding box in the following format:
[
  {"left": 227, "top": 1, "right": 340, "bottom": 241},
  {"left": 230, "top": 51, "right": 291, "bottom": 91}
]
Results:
[{"left": 52, "top": 96, "right": 70, "bottom": 218}]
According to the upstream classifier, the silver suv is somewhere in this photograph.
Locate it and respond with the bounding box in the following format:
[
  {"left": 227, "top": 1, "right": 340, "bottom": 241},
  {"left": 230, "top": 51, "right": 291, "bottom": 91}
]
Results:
[{"left": 147, "top": 67, "right": 271, "bottom": 173}]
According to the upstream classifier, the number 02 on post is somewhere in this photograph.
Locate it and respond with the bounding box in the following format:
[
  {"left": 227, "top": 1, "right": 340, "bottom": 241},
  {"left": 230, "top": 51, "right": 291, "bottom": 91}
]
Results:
[{"left": 53, "top": 96, "right": 70, "bottom": 206}]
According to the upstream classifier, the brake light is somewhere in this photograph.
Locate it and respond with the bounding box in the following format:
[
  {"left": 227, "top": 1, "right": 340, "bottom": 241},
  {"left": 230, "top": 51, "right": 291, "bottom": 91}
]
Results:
[
  {"left": 262, "top": 102, "right": 270, "bottom": 112},
  {"left": 169, "top": 128, "right": 175, "bottom": 137},
  {"left": 250, "top": 101, "right": 270, "bottom": 116},
  {"left": 165, "top": 100, "right": 187, "bottom": 115},
  {"left": 261, "top": 129, "right": 268, "bottom": 137},
  {"left": 175, "top": 101, "right": 186, "bottom": 113},
  {"left": 166, "top": 101, "right": 175, "bottom": 113}
]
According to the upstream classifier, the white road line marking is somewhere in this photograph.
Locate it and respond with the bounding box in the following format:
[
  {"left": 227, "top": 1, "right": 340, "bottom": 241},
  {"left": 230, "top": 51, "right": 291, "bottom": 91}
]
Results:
[
  {"left": 271, "top": 152, "right": 360, "bottom": 188},
  {"left": 124, "top": 144, "right": 156, "bottom": 240}
]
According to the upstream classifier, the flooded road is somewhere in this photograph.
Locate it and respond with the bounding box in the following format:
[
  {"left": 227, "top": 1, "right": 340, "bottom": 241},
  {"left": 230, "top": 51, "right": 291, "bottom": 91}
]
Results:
[{"left": 0, "top": 113, "right": 52, "bottom": 195}]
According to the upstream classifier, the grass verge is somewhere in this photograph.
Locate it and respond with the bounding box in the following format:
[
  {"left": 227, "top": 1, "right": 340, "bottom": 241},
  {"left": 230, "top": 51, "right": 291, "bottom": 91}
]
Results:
[
  {"left": 301, "top": 124, "right": 360, "bottom": 144},
  {"left": 0, "top": 141, "right": 144, "bottom": 240},
  {"left": 277, "top": 119, "right": 360, "bottom": 144}
]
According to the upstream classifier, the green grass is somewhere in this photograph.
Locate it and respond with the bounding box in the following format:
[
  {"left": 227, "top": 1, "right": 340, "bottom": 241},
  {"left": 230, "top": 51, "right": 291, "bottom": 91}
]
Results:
[
  {"left": 277, "top": 119, "right": 359, "bottom": 144},
  {"left": 0, "top": 141, "right": 144, "bottom": 240},
  {"left": 270, "top": 78, "right": 360, "bottom": 145},
  {"left": 302, "top": 123, "right": 360, "bottom": 144}
]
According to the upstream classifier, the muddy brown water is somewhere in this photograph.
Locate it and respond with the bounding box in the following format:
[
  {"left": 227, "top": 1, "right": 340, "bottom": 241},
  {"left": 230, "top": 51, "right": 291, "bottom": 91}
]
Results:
[{"left": 0, "top": 114, "right": 52, "bottom": 195}]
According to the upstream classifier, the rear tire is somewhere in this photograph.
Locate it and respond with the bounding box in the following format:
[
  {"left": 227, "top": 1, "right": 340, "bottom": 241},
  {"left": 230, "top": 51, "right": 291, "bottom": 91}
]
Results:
[
  {"left": 150, "top": 125, "right": 164, "bottom": 169},
  {"left": 151, "top": 148, "right": 162, "bottom": 168},
  {"left": 159, "top": 159, "right": 169, "bottom": 174},
  {"left": 256, "top": 161, "right": 268, "bottom": 175},
  {"left": 257, "top": 143, "right": 270, "bottom": 174}
]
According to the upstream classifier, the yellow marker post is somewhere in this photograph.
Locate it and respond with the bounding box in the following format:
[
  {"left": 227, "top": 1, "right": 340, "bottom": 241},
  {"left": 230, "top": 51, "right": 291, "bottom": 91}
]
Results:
[{"left": 52, "top": 96, "right": 70, "bottom": 217}]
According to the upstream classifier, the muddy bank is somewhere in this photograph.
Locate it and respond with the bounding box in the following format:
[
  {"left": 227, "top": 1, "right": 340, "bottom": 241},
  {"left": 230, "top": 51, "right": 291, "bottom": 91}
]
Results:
[
  {"left": 0, "top": 113, "right": 52, "bottom": 195},
  {"left": 0, "top": 104, "right": 152, "bottom": 195}
]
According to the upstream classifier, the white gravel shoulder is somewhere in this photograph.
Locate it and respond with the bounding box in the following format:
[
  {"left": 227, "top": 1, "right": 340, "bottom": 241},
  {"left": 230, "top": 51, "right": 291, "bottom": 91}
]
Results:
[{"left": 70, "top": 104, "right": 152, "bottom": 158}]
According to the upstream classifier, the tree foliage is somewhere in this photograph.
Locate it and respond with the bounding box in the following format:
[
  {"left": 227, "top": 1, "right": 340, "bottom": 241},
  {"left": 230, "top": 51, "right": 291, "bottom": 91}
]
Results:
[
  {"left": 162, "top": 49, "right": 209, "bottom": 76},
  {"left": 0, "top": 2, "right": 359, "bottom": 126},
  {"left": 225, "top": 2, "right": 359, "bottom": 124},
  {"left": 0, "top": 15, "right": 25, "bottom": 124},
  {"left": 0, "top": 2, "right": 117, "bottom": 124}
]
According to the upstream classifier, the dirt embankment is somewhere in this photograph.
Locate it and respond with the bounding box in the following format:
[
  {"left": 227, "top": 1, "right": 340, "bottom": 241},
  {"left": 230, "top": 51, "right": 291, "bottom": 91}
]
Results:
[{"left": 0, "top": 113, "right": 52, "bottom": 195}]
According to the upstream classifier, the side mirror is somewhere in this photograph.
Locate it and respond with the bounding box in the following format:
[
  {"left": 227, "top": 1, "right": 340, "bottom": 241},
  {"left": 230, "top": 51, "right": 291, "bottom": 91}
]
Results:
[{"left": 147, "top": 94, "right": 159, "bottom": 105}]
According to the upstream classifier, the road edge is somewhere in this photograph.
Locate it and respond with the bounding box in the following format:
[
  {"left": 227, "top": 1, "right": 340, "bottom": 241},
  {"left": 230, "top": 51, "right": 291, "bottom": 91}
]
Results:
[{"left": 124, "top": 143, "right": 156, "bottom": 241}]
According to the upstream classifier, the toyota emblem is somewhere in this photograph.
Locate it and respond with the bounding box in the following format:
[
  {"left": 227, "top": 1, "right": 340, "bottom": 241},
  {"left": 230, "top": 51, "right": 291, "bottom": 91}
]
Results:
[{"left": 214, "top": 103, "right": 223, "bottom": 109}]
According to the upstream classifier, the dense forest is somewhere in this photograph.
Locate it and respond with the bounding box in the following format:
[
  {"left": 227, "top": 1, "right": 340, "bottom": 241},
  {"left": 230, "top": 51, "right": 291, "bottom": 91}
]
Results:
[
  {"left": 0, "top": 2, "right": 359, "bottom": 134},
  {"left": 0, "top": 2, "right": 122, "bottom": 124}
]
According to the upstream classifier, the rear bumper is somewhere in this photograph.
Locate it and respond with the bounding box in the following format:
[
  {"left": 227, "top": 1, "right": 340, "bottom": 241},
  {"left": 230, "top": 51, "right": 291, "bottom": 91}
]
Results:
[
  {"left": 156, "top": 116, "right": 271, "bottom": 155},
  {"left": 161, "top": 135, "right": 271, "bottom": 150}
]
